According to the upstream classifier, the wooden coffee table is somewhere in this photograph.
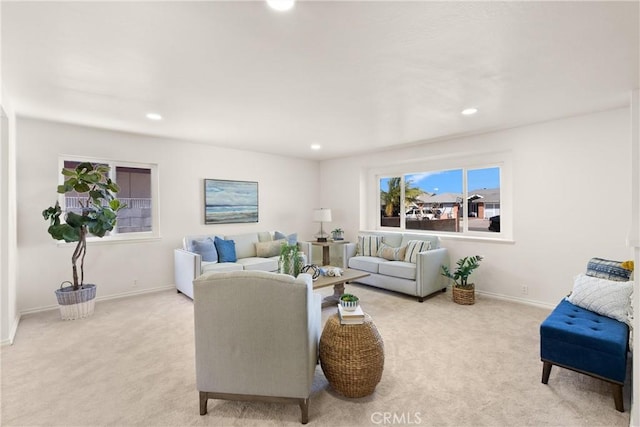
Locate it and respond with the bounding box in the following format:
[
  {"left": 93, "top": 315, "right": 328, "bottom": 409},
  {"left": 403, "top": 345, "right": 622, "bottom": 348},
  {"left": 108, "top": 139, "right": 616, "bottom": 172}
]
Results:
[{"left": 312, "top": 268, "right": 370, "bottom": 308}]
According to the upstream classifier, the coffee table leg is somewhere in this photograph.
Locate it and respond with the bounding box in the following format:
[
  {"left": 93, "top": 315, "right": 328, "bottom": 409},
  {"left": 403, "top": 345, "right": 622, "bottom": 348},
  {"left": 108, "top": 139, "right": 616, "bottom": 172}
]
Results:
[{"left": 322, "top": 282, "right": 346, "bottom": 308}]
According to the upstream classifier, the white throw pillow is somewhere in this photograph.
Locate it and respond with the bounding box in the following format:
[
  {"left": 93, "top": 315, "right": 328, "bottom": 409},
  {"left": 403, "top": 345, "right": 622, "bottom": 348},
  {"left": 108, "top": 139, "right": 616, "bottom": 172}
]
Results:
[{"left": 566, "top": 273, "right": 633, "bottom": 324}]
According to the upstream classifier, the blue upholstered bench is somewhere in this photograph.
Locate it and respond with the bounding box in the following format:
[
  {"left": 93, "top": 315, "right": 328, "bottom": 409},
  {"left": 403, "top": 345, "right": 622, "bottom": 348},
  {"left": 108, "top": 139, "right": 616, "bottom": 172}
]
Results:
[{"left": 540, "top": 299, "right": 630, "bottom": 412}]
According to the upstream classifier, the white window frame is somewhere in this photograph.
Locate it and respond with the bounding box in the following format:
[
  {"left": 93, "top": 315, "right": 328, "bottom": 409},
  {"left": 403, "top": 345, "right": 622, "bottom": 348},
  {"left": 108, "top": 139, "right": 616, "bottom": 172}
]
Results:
[
  {"left": 57, "top": 155, "right": 160, "bottom": 244},
  {"left": 369, "top": 151, "right": 513, "bottom": 242}
]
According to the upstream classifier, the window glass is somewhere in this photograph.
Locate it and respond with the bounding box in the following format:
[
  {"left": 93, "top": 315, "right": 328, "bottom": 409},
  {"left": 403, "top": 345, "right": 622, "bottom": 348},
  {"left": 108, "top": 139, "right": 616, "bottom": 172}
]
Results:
[
  {"left": 467, "top": 167, "right": 501, "bottom": 233},
  {"left": 404, "top": 170, "right": 463, "bottom": 232},
  {"left": 380, "top": 177, "right": 401, "bottom": 228}
]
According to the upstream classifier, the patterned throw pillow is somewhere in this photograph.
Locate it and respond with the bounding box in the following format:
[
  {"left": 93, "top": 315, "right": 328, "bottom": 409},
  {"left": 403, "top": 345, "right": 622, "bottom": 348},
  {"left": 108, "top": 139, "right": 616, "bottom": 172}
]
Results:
[
  {"left": 404, "top": 240, "right": 432, "bottom": 263},
  {"left": 357, "top": 235, "right": 383, "bottom": 256},
  {"left": 566, "top": 273, "right": 633, "bottom": 323},
  {"left": 586, "top": 258, "right": 633, "bottom": 282},
  {"left": 377, "top": 243, "right": 407, "bottom": 261}
]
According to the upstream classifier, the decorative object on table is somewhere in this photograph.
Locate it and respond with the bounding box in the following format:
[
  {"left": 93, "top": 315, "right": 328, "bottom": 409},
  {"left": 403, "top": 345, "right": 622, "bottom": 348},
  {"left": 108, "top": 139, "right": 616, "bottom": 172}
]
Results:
[
  {"left": 204, "top": 179, "right": 258, "bottom": 224},
  {"left": 441, "top": 255, "right": 483, "bottom": 305},
  {"left": 319, "top": 313, "right": 384, "bottom": 398},
  {"left": 278, "top": 242, "right": 304, "bottom": 276},
  {"left": 301, "top": 264, "right": 320, "bottom": 281},
  {"left": 42, "top": 162, "right": 124, "bottom": 320},
  {"left": 320, "top": 266, "right": 343, "bottom": 277},
  {"left": 338, "top": 303, "right": 365, "bottom": 324},
  {"left": 331, "top": 228, "right": 344, "bottom": 241},
  {"left": 313, "top": 207, "right": 332, "bottom": 242},
  {"left": 339, "top": 293, "right": 359, "bottom": 311}
]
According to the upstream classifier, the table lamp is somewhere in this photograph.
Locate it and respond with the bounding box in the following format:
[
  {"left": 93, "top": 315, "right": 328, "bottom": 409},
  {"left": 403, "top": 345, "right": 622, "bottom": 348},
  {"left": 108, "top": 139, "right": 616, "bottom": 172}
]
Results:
[{"left": 313, "top": 208, "right": 332, "bottom": 242}]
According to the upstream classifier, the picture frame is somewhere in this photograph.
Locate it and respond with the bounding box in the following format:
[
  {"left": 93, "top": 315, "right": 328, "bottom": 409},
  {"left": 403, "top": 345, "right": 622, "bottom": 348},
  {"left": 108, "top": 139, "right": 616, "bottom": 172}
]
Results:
[{"left": 204, "top": 179, "right": 259, "bottom": 224}]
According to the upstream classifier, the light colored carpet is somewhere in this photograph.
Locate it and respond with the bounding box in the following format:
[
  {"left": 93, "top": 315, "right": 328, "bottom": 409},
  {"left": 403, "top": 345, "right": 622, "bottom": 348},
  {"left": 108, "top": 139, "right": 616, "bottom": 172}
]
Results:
[{"left": 1, "top": 284, "right": 632, "bottom": 426}]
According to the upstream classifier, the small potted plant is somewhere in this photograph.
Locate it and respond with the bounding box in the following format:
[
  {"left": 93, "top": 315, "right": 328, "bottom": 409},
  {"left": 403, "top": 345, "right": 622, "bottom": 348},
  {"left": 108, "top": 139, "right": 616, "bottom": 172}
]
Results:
[
  {"left": 441, "top": 255, "right": 483, "bottom": 305},
  {"left": 339, "top": 293, "right": 359, "bottom": 311},
  {"left": 331, "top": 228, "right": 344, "bottom": 241},
  {"left": 42, "top": 162, "right": 124, "bottom": 320}
]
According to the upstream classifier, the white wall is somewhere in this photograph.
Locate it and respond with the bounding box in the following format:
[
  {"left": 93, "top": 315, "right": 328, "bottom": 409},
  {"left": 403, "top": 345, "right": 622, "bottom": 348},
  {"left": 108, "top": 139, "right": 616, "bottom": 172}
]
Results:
[
  {"left": 16, "top": 118, "right": 320, "bottom": 313},
  {"left": 320, "top": 108, "right": 632, "bottom": 307}
]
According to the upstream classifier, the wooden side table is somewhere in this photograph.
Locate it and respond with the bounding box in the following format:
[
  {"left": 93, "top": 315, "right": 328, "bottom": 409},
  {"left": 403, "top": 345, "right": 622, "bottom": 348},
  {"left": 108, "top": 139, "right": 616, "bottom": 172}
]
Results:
[
  {"left": 319, "top": 314, "right": 384, "bottom": 398},
  {"left": 309, "top": 240, "right": 349, "bottom": 266}
]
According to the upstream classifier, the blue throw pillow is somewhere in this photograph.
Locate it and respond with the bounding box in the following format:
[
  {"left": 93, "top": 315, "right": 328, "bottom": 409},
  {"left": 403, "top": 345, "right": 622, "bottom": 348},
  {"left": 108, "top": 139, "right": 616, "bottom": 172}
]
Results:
[
  {"left": 214, "top": 237, "right": 237, "bottom": 263},
  {"left": 192, "top": 238, "right": 218, "bottom": 262},
  {"left": 275, "top": 231, "right": 298, "bottom": 245}
]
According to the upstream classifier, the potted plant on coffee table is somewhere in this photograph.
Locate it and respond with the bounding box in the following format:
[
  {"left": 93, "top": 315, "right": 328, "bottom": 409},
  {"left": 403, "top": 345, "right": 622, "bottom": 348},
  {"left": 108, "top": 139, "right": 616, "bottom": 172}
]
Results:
[
  {"left": 42, "top": 162, "right": 124, "bottom": 320},
  {"left": 441, "top": 255, "right": 483, "bottom": 305}
]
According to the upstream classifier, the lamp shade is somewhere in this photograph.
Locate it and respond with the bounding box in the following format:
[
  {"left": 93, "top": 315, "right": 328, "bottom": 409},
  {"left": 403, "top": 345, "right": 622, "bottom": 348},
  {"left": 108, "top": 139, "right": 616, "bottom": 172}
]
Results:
[{"left": 313, "top": 208, "right": 332, "bottom": 222}]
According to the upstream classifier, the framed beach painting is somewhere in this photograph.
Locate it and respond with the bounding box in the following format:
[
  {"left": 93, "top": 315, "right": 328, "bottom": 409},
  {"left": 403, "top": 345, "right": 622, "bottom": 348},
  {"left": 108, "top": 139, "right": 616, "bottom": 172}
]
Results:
[{"left": 204, "top": 179, "right": 259, "bottom": 224}]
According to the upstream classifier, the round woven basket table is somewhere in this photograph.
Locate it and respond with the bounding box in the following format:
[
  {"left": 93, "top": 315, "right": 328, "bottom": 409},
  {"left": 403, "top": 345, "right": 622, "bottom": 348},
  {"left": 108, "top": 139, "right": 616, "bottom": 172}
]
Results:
[{"left": 319, "top": 313, "right": 384, "bottom": 398}]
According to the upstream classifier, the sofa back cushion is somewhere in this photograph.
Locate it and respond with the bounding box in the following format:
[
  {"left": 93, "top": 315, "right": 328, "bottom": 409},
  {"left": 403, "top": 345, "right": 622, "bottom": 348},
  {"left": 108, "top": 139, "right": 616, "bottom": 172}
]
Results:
[{"left": 225, "top": 233, "right": 259, "bottom": 259}]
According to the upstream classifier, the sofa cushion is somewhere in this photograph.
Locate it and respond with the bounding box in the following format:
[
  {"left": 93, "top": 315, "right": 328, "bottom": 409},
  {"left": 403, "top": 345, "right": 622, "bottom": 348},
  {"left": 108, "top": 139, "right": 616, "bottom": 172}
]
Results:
[
  {"left": 215, "top": 237, "right": 238, "bottom": 263},
  {"left": 348, "top": 256, "right": 386, "bottom": 274},
  {"left": 237, "top": 257, "right": 279, "bottom": 272},
  {"left": 192, "top": 237, "right": 218, "bottom": 262},
  {"left": 255, "top": 239, "right": 285, "bottom": 258},
  {"left": 274, "top": 231, "right": 298, "bottom": 245},
  {"left": 586, "top": 257, "right": 633, "bottom": 282},
  {"left": 566, "top": 273, "right": 633, "bottom": 323},
  {"left": 379, "top": 261, "right": 416, "bottom": 280},
  {"left": 400, "top": 233, "right": 439, "bottom": 249},
  {"left": 377, "top": 243, "right": 407, "bottom": 261},
  {"left": 404, "top": 240, "right": 432, "bottom": 263},
  {"left": 357, "top": 235, "right": 383, "bottom": 256},
  {"left": 225, "top": 233, "right": 259, "bottom": 259},
  {"left": 202, "top": 261, "right": 243, "bottom": 274}
]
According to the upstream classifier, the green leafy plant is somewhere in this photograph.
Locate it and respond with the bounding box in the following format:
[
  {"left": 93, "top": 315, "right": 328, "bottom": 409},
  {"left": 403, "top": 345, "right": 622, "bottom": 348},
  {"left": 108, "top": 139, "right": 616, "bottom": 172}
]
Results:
[
  {"left": 279, "top": 242, "right": 303, "bottom": 276},
  {"left": 42, "top": 162, "right": 124, "bottom": 291},
  {"left": 339, "top": 293, "right": 359, "bottom": 302},
  {"left": 441, "top": 255, "right": 483, "bottom": 289}
]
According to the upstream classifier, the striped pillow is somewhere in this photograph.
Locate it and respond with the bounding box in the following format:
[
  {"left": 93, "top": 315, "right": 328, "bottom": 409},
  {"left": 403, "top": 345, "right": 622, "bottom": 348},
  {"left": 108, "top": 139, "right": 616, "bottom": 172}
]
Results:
[
  {"left": 586, "top": 258, "right": 633, "bottom": 282},
  {"left": 357, "top": 235, "right": 383, "bottom": 257},
  {"left": 404, "top": 240, "right": 432, "bottom": 263},
  {"left": 377, "top": 243, "right": 407, "bottom": 261}
]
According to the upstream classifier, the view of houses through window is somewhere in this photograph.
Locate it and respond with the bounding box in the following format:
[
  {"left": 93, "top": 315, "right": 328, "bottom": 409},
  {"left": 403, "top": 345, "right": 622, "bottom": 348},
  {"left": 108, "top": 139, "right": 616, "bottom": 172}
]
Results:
[
  {"left": 380, "top": 166, "right": 501, "bottom": 234},
  {"left": 63, "top": 160, "right": 153, "bottom": 234}
]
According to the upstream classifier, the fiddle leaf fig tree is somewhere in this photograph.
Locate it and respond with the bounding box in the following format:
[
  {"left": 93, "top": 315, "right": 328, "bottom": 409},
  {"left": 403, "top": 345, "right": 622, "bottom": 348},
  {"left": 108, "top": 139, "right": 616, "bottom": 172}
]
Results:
[{"left": 42, "top": 162, "right": 124, "bottom": 291}]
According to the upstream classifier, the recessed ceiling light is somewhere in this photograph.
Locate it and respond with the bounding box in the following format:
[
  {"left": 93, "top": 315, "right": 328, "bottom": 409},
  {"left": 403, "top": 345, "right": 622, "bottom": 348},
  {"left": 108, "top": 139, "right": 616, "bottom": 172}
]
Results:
[
  {"left": 266, "top": 0, "right": 295, "bottom": 12},
  {"left": 310, "top": 144, "right": 322, "bottom": 150},
  {"left": 146, "top": 113, "right": 163, "bottom": 121},
  {"left": 461, "top": 108, "right": 478, "bottom": 116}
]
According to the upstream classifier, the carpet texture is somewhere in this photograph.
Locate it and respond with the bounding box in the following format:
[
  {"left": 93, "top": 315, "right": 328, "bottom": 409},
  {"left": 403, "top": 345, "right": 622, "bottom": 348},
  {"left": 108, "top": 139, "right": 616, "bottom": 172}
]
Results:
[{"left": 1, "top": 284, "right": 631, "bottom": 426}]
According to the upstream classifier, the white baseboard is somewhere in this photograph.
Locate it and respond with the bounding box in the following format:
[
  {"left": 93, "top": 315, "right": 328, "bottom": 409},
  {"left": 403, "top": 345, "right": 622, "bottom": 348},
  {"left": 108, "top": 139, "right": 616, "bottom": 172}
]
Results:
[
  {"left": 0, "top": 313, "right": 21, "bottom": 346},
  {"left": 17, "top": 285, "right": 176, "bottom": 317},
  {"left": 475, "top": 289, "right": 556, "bottom": 310}
]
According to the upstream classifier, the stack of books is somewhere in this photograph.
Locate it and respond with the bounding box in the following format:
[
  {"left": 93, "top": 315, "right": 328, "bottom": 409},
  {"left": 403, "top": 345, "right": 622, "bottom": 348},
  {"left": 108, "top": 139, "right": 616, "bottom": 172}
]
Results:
[{"left": 337, "top": 303, "right": 365, "bottom": 325}]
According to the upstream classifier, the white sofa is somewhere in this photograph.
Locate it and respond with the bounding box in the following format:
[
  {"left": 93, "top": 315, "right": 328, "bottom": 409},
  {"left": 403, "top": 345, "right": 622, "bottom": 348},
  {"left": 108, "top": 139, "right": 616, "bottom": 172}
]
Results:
[
  {"left": 342, "top": 231, "right": 449, "bottom": 302},
  {"left": 174, "top": 231, "right": 310, "bottom": 299},
  {"left": 194, "top": 270, "right": 321, "bottom": 423}
]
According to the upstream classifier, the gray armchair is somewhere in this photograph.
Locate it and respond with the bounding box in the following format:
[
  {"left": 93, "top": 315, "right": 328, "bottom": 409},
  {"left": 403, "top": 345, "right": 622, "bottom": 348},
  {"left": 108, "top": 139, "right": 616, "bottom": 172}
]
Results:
[{"left": 193, "top": 270, "right": 322, "bottom": 424}]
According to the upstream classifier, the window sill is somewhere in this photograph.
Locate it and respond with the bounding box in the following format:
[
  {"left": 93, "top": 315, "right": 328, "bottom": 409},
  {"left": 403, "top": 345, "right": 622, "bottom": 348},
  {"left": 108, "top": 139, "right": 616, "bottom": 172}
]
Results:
[{"left": 56, "top": 234, "right": 162, "bottom": 247}]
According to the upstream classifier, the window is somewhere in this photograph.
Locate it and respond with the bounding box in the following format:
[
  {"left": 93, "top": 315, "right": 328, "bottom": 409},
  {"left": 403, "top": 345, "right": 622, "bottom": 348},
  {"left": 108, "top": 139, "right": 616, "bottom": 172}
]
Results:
[
  {"left": 376, "top": 158, "right": 507, "bottom": 239},
  {"left": 60, "top": 158, "right": 159, "bottom": 241}
]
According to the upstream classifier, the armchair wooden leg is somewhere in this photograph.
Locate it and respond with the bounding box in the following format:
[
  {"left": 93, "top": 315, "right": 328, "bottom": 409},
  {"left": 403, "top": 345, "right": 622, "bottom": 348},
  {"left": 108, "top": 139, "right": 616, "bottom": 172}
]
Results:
[
  {"left": 542, "top": 361, "right": 552, "bottom": 384},
  {"left": 299, "top": 398, "right": 309, "bottom": 424},
  {"left": 613, "top": 384, "right": 624, "bottom": 412},
  {"left": 199, "top": 391, "right": 208, "bottom": 415}
]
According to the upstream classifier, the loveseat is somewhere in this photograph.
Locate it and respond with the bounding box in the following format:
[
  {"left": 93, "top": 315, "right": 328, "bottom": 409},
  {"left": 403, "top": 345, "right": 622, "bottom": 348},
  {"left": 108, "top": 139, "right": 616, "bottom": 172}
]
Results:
[
  {"left": 174, "top": 231, "right": 309, "bottom": 299},
  {"left": 342, "top": 231, "right": 449, "bottom": 302}
]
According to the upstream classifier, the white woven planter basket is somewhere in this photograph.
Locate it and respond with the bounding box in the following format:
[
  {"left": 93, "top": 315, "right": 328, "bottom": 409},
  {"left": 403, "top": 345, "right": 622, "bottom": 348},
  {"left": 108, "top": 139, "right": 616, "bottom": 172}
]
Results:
[{"left": 55, "top": 284, "right": 97, "bottom": 320}]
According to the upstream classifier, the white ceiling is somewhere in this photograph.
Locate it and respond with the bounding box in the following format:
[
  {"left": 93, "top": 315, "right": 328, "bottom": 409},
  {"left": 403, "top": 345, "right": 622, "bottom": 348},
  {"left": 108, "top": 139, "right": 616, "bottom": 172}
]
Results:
[{"left": 2, "top": 1, "right": 639, "bottom": 160}]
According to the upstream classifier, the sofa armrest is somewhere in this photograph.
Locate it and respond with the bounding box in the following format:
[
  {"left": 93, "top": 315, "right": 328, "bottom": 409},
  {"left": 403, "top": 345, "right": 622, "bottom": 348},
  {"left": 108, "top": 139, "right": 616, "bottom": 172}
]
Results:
[
  {"left": 342, "top": 243, "right": 358, "bottom": 269},
  {"left": 174, "top": 248, "right": 201, "bottom": 299},
  {"left": 416, "top": 247, "right": 450, "bottom": 297}
]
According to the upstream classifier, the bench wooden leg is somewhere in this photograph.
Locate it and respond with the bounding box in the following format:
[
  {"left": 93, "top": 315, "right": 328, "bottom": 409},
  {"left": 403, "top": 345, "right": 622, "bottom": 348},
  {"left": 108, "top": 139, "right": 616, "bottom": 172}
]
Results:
[
  {"left": 613, "top": 383, "right": 624, "bottom": 412},
  {"left": 542, "top": 361, "right": 552, "bottom": 384}
]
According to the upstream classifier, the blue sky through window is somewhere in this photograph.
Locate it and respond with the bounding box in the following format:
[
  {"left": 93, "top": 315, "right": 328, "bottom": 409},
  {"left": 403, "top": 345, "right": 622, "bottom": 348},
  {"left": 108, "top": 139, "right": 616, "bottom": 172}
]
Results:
[{"left": 381, "top": 167, "right": 499, "bottom": 195}]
